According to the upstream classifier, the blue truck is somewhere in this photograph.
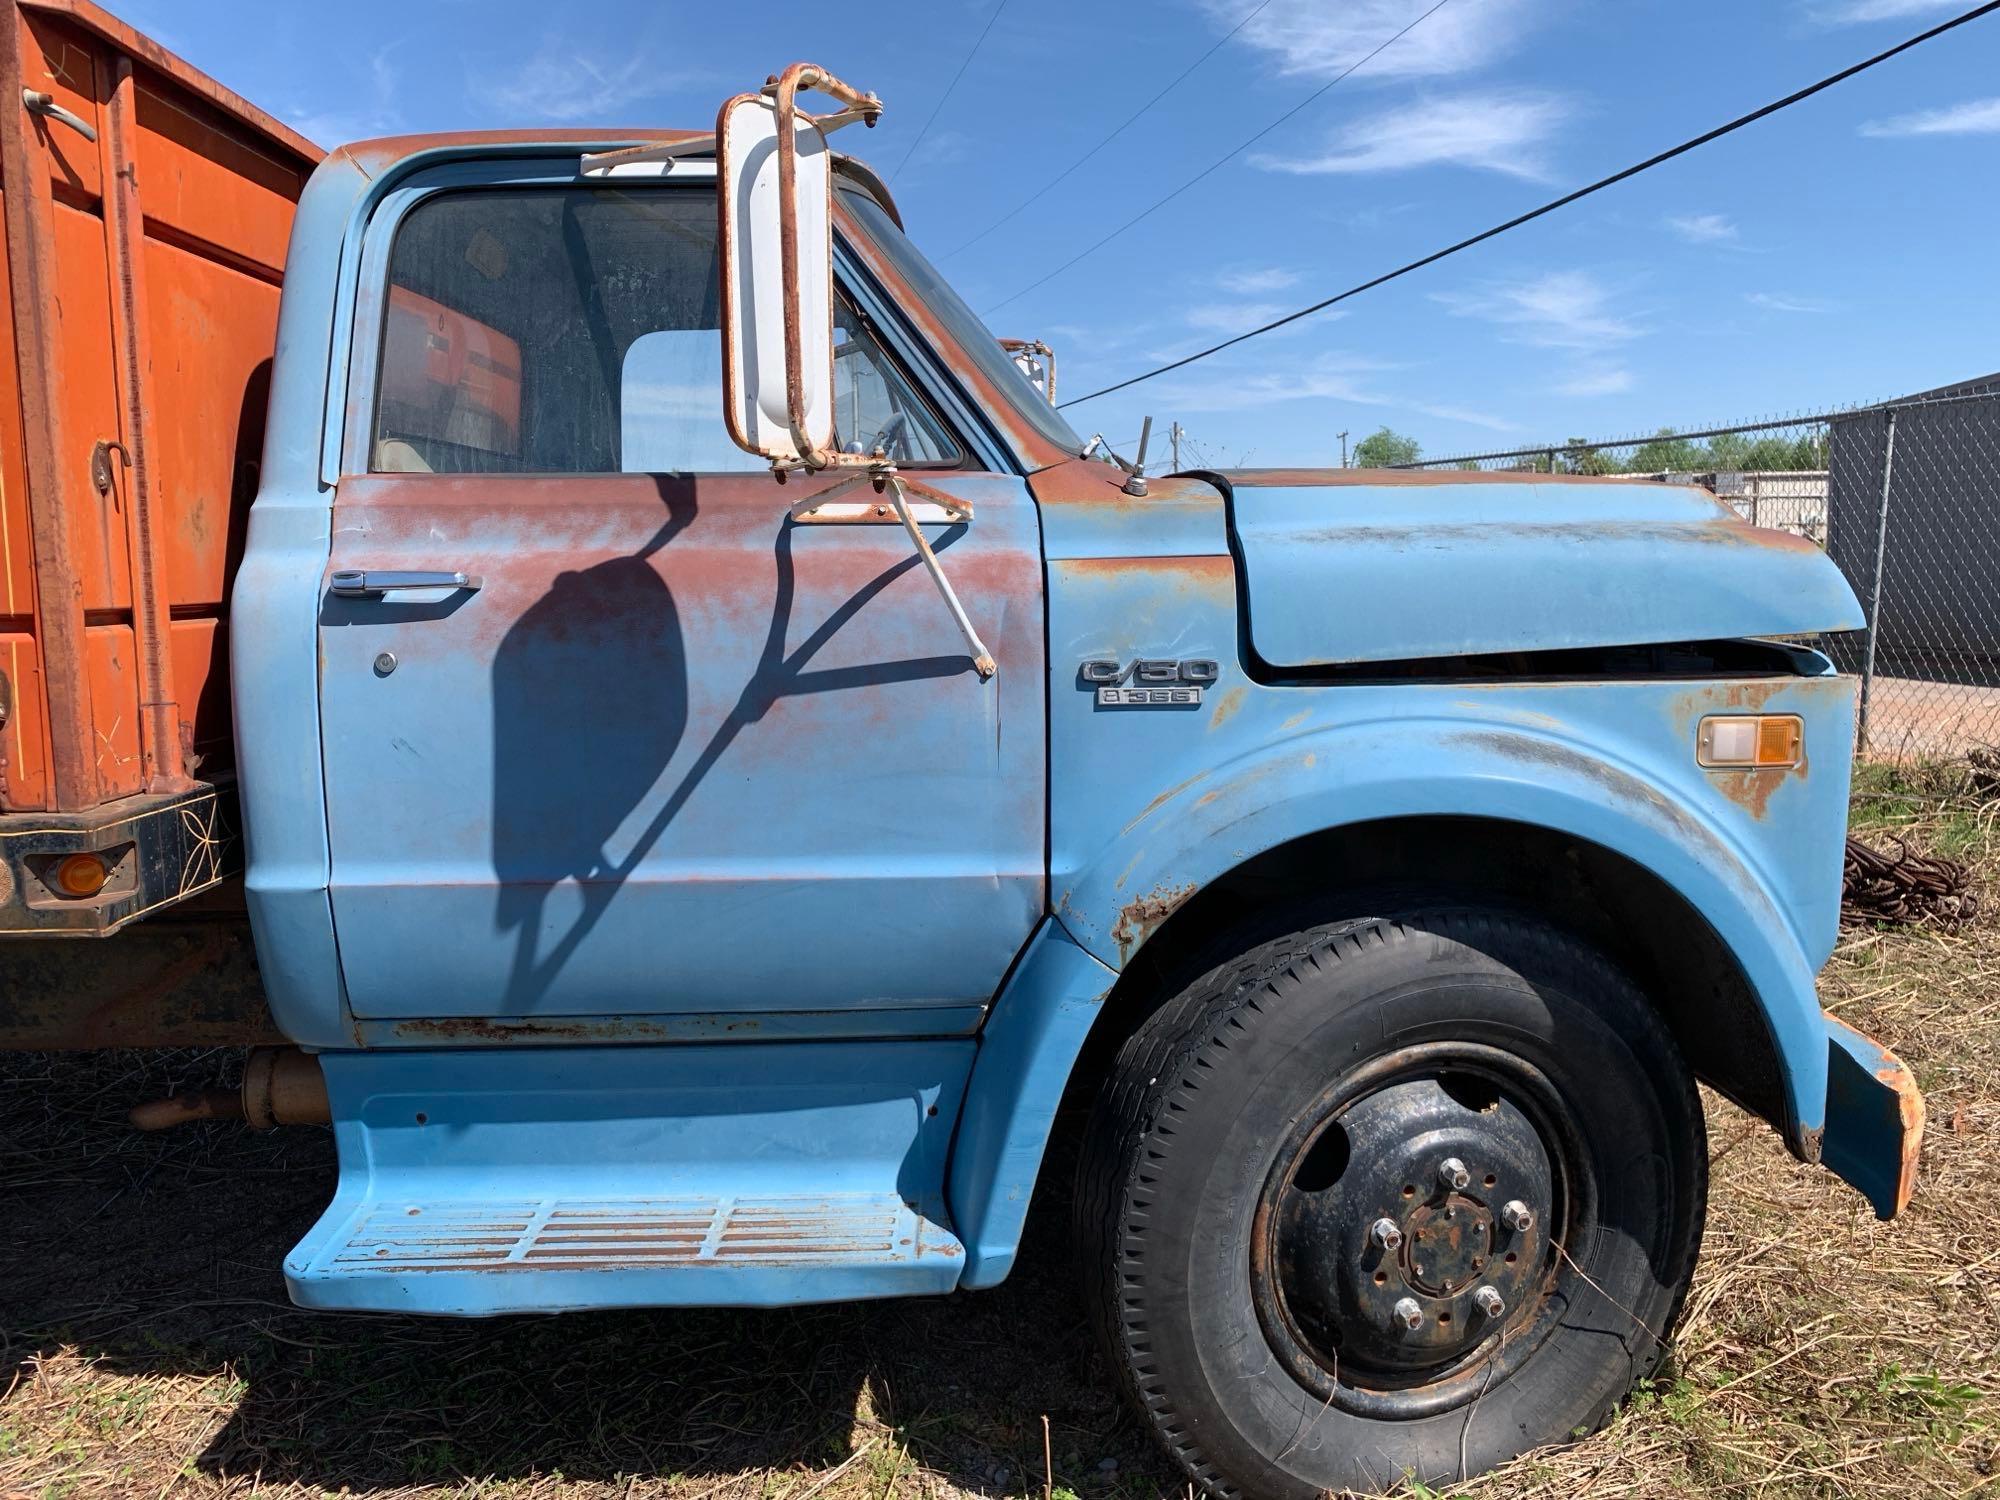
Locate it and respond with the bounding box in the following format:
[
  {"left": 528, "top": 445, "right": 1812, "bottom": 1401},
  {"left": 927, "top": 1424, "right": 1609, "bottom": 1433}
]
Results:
[{"left": 0, "top": 47, "right": 1922, "bottom": 1498}]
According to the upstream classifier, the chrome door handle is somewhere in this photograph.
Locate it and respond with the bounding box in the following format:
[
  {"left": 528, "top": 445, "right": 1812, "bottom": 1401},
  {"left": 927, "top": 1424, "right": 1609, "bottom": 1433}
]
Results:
[{"left": 330, "top": 569, "right": 482, "bottom": 598}]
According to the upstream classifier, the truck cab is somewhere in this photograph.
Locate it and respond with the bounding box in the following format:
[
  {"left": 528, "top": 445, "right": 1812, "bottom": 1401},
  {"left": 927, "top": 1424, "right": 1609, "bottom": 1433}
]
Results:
[{"left": 1, "top": 49, "right": 1923, "bottom": 1500}]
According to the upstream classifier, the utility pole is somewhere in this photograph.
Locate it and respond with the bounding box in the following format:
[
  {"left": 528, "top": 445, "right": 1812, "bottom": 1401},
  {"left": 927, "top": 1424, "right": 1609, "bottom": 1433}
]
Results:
[
  {"left": 1338, "top": 430, "right": 1350, "bottom": 468},
  {"left": 1170, "top": 421, "right": 1182, "bottom": 470}
]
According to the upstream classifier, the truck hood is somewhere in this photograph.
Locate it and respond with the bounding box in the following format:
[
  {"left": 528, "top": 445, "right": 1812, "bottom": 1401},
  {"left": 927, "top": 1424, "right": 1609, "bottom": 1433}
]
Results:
[{"left": 1217, "top": 468, "right": 1864, "bottom": 669}]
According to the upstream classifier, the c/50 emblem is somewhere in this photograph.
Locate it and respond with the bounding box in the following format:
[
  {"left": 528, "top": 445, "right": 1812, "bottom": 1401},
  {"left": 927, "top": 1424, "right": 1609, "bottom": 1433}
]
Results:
[{"left": 1080, "top": 657, "right": 1218, "bottom": 707}]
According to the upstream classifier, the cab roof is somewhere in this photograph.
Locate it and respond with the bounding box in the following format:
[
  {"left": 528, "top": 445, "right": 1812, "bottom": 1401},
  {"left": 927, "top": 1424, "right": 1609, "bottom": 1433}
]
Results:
[{"left": 330, "top": 127, "right": 902, "bottom": 225}]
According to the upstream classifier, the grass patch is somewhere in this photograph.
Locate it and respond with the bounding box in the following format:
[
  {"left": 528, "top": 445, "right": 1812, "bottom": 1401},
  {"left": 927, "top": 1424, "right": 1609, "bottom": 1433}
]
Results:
[{"left": 1849, "top": 756, "right": 2000, "bottom": 862}]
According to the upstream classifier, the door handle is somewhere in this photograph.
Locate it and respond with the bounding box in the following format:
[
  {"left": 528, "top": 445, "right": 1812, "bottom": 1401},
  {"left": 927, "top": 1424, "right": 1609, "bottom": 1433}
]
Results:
[{"left": 330, "top": 569, "right": 482, "bottom": 598}]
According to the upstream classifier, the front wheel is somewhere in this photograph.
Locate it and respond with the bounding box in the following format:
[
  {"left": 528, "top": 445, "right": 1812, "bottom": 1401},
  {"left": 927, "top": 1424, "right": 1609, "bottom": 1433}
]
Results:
[{"left": 1075, "top": 910, "right": 1707, "bottom": 1498}]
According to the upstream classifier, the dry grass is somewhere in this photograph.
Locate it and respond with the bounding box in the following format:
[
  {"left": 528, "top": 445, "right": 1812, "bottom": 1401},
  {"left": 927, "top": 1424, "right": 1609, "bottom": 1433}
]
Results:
[{"left": 6, "top": 765, "right": 2000, "bottom": 1499}]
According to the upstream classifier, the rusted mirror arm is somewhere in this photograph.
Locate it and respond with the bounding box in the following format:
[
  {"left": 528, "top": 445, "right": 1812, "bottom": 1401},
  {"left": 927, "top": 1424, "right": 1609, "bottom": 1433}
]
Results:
[
  {"left": 782, "top": 461, "right": 994, "bottom": 679},
  {"left": 770, "top": 62, "right": 881, "bottom": 473}
]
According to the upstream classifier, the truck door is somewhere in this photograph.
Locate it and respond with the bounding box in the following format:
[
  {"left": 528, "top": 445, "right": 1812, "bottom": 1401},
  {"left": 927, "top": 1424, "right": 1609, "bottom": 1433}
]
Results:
[{"left": 316, "top": 178, "right": 1044, "bottom": 1027}]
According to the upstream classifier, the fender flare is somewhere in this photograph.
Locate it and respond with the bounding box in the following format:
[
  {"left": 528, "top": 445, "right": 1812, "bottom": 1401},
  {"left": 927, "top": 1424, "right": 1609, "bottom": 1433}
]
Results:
[{"left": 1056, "top": 718, "right": 1827, "bottom": 1138}]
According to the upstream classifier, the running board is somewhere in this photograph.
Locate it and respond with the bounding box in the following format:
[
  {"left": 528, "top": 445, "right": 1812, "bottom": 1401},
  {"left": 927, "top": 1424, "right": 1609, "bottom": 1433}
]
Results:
[{"left": 286, "top": 1043, "right": 971, "bottom": 1315}]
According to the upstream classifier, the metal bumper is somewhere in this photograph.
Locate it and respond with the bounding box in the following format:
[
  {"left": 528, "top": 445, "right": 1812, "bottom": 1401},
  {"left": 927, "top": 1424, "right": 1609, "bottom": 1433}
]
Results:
[
  {"left": 0, "top": 782, "right": 239, "bottom": 936},
  {"left": 1821, "top": 1013, "right": 1925, "bottom": 1220}
]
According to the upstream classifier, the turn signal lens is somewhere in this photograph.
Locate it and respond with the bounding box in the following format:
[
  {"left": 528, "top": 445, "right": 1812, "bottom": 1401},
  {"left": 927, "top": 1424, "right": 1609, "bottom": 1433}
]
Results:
[
  {"left": 53, "top": 852, "right": 108, "bottom": 897},
  {"left": 1697, "top": 714, "right": 1803, "bottom": 769}
]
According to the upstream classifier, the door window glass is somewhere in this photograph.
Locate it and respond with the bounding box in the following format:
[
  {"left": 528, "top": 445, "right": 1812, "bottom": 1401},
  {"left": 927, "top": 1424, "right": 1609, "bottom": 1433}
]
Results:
[{"left": 371, "top": 186, "right": 959, "bottom": 474}]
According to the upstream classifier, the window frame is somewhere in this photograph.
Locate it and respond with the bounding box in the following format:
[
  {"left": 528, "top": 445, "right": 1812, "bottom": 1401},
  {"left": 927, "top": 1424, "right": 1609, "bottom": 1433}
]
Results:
[{"left": 340, "top": 160, "right": 1000, "bottom": 480}]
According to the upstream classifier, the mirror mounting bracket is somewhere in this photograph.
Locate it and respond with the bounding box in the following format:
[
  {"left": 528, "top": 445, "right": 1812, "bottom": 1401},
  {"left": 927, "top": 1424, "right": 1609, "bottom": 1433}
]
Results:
[{"left": 785, "top": 460, "right": 995, "bottom": 680}]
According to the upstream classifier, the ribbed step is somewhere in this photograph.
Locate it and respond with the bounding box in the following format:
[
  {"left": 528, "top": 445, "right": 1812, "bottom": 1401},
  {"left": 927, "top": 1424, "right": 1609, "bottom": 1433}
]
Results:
[
  {"left": 290, "top": 1192, "right": 960, "bottom": 1312},
  {"left": 285, "top": 1041, "right": 972, "bottom": 1315}
]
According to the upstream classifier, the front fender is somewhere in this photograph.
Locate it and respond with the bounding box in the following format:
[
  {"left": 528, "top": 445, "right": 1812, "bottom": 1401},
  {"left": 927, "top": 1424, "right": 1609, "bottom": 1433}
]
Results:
[{"left": 1055, "top": 715, "right": 1830, "bottom": 1144}]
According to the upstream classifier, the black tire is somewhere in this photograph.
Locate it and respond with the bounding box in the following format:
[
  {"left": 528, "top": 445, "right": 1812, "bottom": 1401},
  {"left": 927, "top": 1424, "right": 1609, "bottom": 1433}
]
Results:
[{"left": 1076, "top": 909, "right": 1706, "bottom": 1498}]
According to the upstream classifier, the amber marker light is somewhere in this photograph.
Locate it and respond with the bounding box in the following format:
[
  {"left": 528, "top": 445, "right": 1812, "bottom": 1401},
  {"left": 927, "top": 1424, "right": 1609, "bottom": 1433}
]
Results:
[
  {"left": 1696, "top": 715, "right": 1804, "bottom": 769},
  {"left": 53, "top": 852, "right": 109, "bottom": 897}
]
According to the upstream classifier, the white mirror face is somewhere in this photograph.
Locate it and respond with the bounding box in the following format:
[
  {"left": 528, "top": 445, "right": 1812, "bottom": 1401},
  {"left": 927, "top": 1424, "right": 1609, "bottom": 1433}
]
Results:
[{"left": 719, "top": 93, "right": 834, "bottom": 465}]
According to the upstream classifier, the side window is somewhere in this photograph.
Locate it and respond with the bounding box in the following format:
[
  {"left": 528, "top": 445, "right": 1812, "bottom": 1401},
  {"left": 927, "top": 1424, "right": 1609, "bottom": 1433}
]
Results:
[{"left": 370, "top": 186, "right": 960, "bottom": 475}]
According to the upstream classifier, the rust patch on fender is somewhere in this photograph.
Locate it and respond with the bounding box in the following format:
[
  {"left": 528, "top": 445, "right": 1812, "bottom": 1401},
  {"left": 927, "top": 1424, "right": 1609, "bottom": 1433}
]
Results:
[
  {"left": 1448, "top": 730, "right": 1746, "bottom": 884},
  {"left": 1111, "top": 881, "right": 1197, "bottom": 963},
  {"left": 1208, "top": 685, "right": 1246, "bottom": 730},
  {"left": 1667, "top": 673, "right": 1852, "bottom": 741},
  {"left": 1889, "top": 1061, "right": 1926, "bottom": 1217},
  {"left": 1712, "top": 767, "right": 1783, "bottom": 819},
  {"left": 1122, "top": 769, "right": 1212, "bottom": 835},
  {"left": 1711, "top": 745, "right": 1811, "bottom": 820}
]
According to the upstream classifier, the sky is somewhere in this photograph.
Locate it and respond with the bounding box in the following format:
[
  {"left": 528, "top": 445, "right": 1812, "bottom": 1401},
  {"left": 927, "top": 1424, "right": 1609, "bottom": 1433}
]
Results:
[{"left": 116, "top": 0, "right": 2000, "bottom": 468}]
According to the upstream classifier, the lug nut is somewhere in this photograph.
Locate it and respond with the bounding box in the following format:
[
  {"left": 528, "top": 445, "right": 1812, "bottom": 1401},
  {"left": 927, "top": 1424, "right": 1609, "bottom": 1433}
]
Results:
[
  {"left": 1500, "top": 1200, "right": 1534, "bottom": 1232},
  {"left": 1370, "top": 1217, "right": 1403, "bottom": 1251},
  {"left": 1473, "top": 1285, "right": 1505, "bottom": 1319},
  {"left": 1392, "top": 1297, "right": 1423, "bottom": 1331},
  {"left": 1437, "top": 1157, "right": 1470, "bottom": 1191}
]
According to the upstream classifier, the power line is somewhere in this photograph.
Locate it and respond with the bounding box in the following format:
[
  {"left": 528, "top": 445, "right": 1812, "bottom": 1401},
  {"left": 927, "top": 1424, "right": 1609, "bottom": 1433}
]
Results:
[
  {"left": 1060, "top": 0, "right": 2000, "bottom": 410},
  {"left": 984, "top": 0, "right": 1455, "bottom": 315},
  {"left": 937, "top": 0, "right": 1278, "bottom": 261},
  {"left": 890, "top": 0, "right": 1014, "bottom": 184}
]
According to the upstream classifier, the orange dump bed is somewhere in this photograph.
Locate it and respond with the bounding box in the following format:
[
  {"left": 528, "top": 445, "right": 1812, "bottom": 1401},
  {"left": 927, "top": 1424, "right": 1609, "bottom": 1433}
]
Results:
[{"left": 0, "top": 0, "right": 319, "bottom": 814}]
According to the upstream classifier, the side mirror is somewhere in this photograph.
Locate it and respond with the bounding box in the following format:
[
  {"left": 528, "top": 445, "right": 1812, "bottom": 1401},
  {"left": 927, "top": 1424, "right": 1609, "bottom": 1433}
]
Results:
[{"left": 718, "top": 64, "right": 880, "bottom": 472}]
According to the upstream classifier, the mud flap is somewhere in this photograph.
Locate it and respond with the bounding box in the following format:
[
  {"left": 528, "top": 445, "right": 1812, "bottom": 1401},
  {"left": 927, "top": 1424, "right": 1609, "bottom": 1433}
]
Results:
[{"left": 1820, "top": 1014, "right": 1924, "bottom": 1220}]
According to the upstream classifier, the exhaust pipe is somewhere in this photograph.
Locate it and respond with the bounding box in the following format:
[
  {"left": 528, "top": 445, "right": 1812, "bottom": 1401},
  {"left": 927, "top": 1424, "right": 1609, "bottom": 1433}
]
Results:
[{"left": 129, "top": 1046, "right": 329, "bottom": 1130}]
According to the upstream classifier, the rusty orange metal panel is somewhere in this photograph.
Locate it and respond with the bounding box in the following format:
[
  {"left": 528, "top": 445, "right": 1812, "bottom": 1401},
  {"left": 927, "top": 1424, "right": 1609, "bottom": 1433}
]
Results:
[
  {"left": 0, "top": 188, "right": 36, "bottom": 627},
  {"left": 19, "top": 0, "right": 321, "bottom": 164},
  {"left": 142, "top": 234, "right": 277, "bottom": 607},
  {"left": 167, "top": 614, "right": 229, "bottom": 775},
  {"left": 19, "top": 10, "right": 100, "bottom": 200},
  {"left": 2, "top": 2, "right": 309, "bottom": 816},
  {"left": 82, "top": 619, "right": 140, "bottom": 796},
  {"left": 0, "top": 629, "right": 49, "bottom": 807},
  {"left": 2, "top": 5, "right": 96, "bottom": 810},
  {"left": 49, "top": 198, "right": 131, "bottom": 612},
  {"left": 103, "top": 55, "right": 186, "bottom": 791},
  {"left": 133, "top": 75, "right": 309, "bottom": 278}
]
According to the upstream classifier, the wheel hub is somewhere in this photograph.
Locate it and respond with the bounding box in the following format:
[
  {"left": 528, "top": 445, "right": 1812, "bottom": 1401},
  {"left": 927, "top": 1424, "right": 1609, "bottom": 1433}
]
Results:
[
  {"left": 1403, "top": 1192, "right": 1494, "bottom": 1297},
  {"left": 1263, "top": 1073, "right": 1556, "bottom": 1378}
]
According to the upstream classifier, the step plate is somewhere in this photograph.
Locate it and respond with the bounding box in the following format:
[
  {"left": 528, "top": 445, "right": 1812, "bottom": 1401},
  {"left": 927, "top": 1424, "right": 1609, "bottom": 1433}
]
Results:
[{"left": 289, "top": 1192, "right": 962, "bottom": 1313}]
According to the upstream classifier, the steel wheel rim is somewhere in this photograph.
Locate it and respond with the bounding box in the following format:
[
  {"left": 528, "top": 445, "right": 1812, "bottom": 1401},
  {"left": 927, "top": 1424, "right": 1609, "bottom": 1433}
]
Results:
[{"left": 1247, "top": 1039, "right": 1595, "bottom": 1421}]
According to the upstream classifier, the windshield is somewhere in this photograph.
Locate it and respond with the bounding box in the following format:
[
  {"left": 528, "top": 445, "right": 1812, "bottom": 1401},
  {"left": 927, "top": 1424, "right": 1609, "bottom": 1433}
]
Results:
[{"left": 838, "top": 184, "right": 1083, "bottom": 460}]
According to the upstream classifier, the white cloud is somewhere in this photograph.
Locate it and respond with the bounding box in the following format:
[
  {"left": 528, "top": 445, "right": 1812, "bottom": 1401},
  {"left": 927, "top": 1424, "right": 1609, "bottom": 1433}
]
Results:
[
  {"left": 1555, "top": 366, "right": 1633, "bottom": 397},
  {"left": 1432, "top": 270, "right": 1639, "bottom": 349},
  {"left": 1860, "top": 97, "right": 2000, "bottom": 138},
  {"left": 904, "top": 129, "right": 971, "bottom": 173},
  {"left": 1665, "top": 212, "right": 1737, "bottom": 244},
  {"left": 1251, "top": 92, "right": 1569, "bottom": 182},
  {"left": 1807, "top": 0, "right": 1957, "bottom": 23},
  {"left": 1199, "top": 0, "right": 1537, "bottom": 81},
  {"left": 1185, "top": 301, "right": 1289, "bottom": 334},
  {"left": 1416, "top": 402, "right": 1516, "bottom": 431},
  {"left": 1156, "top": 351, "right": 1513, "bottom": 430},
  {"left": 285, "top": 43, "right": 402, "bottom": 146},
  {"left": 1218, "top": 267, "right": 1301, "bottom": 295},
  {"left": 487, "top": 37, "right": 691, "bottom": 122},
  {"left": 1745, "top": 292, "right": 1828, "bottom": 314},
  {"left": 1156, "top": 352, "right": 1396, "bottom": 411}
]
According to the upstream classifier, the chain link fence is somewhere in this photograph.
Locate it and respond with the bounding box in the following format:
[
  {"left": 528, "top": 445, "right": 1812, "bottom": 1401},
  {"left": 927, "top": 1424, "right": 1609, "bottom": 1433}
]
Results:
[{"left": 1395, "top": 380, "right": 2000, "bottom": 760}]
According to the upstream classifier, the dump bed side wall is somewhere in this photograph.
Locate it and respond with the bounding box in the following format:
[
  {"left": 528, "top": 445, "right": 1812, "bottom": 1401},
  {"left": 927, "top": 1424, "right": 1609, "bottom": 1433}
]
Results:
[{"left": 0, "top": 0, "right": 317, "bottom": 811}]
